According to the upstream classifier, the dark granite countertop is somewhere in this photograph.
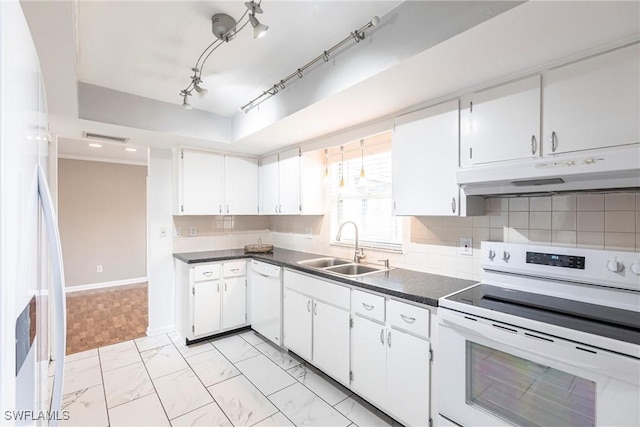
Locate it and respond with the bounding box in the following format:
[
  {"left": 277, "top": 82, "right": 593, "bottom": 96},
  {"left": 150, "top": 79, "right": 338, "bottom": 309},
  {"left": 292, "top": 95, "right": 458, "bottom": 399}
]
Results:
[{"left": 173, "top": 248, "right": 476, "bottom": 307}]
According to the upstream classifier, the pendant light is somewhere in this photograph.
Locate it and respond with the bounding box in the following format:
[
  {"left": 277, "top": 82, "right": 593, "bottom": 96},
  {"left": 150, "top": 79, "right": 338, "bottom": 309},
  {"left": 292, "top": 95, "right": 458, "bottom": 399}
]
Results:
[
  {"left": 323, "top": 149, "right": 330, "bottom": 182},
  {"left": 339, "top": 146, "right": 345, "bottom": 189},
  {"left": 358, "top": 139, "right": 368, "bottom": 187}
]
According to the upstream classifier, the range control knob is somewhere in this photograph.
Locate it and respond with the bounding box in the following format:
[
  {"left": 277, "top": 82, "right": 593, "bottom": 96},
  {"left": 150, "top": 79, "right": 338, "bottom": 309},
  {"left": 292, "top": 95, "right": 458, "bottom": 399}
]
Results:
[
  {"left": 630, "top": 261, "right": 640, "bottom": 275},
  {"left": 606, "top": 257, "right": 624, "bottom": 273},
  {"left": 487, "top": 249, "right": 496, "bottom": 261},
  {"left": 501, "top": 250, "right": 510, "bottom": 262}
]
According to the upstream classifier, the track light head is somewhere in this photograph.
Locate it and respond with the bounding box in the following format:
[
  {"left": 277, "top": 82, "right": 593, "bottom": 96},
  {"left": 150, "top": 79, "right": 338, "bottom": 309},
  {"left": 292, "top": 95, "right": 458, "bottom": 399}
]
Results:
[
  {"left": 249, "top": 14, "right": 269, "bottom": 39},
  {"left": 181, "top": 92, "right": 192, "bottom": 110},
  {"left": 194, "top": 84, "right": 208, "bottom": 98}
]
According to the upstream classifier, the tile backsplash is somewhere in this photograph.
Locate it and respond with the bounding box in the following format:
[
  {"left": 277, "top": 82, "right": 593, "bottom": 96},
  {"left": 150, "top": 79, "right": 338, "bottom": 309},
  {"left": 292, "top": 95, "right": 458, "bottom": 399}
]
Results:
[{"left": 173, "top": 191, "right": 639, "bottom": 280}]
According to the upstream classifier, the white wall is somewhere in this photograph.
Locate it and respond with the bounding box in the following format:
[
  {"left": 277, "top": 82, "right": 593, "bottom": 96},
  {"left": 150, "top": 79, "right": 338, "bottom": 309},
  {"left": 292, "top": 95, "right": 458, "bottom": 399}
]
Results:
[{"left": 147, "top": 148, "right": 175, "bottom": 335}]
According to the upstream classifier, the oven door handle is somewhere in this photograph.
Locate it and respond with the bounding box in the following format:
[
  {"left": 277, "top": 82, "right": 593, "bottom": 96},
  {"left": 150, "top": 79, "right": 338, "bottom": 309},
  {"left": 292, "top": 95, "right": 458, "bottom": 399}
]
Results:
[{"left": 439, "top": 317, "right": 630, "bottom": 381}]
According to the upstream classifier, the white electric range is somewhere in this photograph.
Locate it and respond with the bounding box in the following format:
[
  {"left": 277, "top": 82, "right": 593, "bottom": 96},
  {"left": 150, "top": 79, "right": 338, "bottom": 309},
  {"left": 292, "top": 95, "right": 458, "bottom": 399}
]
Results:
[{"left": 438, "top": 242, "right": 640, "bottom": 427}]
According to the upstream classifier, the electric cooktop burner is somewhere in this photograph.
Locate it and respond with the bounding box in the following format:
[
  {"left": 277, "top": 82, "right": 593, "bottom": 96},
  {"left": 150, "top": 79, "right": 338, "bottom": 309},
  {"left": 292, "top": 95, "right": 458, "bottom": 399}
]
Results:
[{"left": 446, "top": 284, "right": 640, "bottom": 345}]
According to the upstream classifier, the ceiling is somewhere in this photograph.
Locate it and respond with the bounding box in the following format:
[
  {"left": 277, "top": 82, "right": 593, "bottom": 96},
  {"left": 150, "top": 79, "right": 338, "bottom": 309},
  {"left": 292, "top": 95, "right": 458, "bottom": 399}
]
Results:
[
  {"left": 77, "top": 1, "right": 400, "bottom": 117},
  {"left": 22, "top": 1, "right": 640, "bottom": 162}
]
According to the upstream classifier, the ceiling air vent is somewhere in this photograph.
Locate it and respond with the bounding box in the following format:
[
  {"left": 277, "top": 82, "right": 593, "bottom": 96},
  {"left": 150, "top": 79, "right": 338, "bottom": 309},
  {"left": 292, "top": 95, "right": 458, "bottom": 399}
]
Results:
[{"left": 82, "top": 132, "right": 129, "bottom": 144}]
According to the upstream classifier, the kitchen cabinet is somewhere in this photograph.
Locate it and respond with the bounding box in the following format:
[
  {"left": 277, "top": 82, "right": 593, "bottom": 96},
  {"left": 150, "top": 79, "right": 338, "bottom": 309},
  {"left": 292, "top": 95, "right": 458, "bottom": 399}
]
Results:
[
  {"left": 460, "top": 75, "right": 541, "bottom": 165},
  {"left": 350, "top": 291, "right": 431, "bottom": 427},
  {"left": 174, "top": 149, "right": 258, "bottom": 215},
  {"left": 282, "top": 270, "right": 350, "bottom": 384},
  {"left": 259, "top": 148, "right": 324, "bottom": 215},
  {"left": 392, "top": 100, "right": 483, "bottom": 216},
  {"left": 282, "top": 287, "right": 313, "bottom": 361},
  {"left": 177, "top": 150, "right": 224, "bottom": 215},
  {"left": 542, "top": 43, "right": 640, "bottom": 155},
  {"left": 174, "top": 259, "right": 248, "bottom": 342},
  {"left": 224, "top": 155, "right": 259, "bottom": 215}
]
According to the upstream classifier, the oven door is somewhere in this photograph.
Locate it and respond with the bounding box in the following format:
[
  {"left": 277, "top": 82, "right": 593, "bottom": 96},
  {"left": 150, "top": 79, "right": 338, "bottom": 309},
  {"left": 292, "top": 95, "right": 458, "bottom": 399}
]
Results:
[{"left": 437, "top": 308, "right": 640, "bottom": 427}]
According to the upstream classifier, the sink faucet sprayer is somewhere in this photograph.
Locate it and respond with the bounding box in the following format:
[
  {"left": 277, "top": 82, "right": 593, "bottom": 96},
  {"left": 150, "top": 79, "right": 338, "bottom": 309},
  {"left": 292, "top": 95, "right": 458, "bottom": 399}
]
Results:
[{"left": 335, "top": 221, "right": 365, "bottom": 263}]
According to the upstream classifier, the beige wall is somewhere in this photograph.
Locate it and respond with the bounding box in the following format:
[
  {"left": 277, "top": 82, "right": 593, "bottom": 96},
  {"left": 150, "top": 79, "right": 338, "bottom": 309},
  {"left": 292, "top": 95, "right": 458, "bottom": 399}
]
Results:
[{"left": 58, "top": 159, "right": 147, "bottom": 286}]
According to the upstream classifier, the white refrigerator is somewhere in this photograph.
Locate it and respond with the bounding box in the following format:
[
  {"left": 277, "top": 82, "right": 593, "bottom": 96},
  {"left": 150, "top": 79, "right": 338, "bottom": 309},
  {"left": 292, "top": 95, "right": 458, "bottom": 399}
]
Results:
[{"left": 0, "top": 0, "right": 66, "bottom": 425}]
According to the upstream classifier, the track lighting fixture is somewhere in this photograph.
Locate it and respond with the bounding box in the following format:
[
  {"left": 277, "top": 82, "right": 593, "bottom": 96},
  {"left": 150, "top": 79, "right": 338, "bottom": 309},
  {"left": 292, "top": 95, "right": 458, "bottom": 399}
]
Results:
[
  {"left": 180, "top": 1, "right": 268, "bottom": 108},
  {"left": 240, "top": 15, "right": 380, "bottom": 113}
]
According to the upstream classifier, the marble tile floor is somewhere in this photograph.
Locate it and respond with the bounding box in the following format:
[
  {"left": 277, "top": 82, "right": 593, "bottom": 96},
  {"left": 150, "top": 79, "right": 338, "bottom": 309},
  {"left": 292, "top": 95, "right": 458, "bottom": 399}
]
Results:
[{"left": 54, "top": 329, "right": 401, "bottom": 427}]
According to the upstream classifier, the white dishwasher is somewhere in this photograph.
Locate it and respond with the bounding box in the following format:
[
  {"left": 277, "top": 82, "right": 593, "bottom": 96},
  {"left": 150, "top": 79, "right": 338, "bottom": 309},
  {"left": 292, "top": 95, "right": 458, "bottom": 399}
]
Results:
[{"left": 249, "top": 260, "right": 282, "bottom": 345}]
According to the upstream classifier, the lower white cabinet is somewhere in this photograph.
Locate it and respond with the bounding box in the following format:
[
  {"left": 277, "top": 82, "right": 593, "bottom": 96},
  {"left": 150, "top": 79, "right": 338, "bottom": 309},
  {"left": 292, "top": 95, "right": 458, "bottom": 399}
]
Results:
[
  {"left": 283, "top": 270, "right": 350, "bottom": 385},
  {"left": 222, "top": 276, "right": 247, "bottom": 330},
  {"left": 175, "top": 259, "right": 248, "bottom": 342},
  {"left": 351, "top": 292, "right": 431, "bottom": 427},
  {"left": 283, "top": 287, "right": 313, "bottom": 361},
  {"left": 193, "top": 279, "right": 221, "bottom": 336}
]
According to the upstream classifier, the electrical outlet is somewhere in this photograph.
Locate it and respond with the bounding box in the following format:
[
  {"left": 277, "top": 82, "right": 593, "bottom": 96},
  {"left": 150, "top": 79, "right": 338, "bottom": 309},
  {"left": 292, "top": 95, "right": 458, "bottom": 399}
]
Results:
[
  {"left": 96, "top": 265, "right": 103, "bottom": 273},
  {"left": 459, "top": 237, "right": 472, "bottom": 256},
  {"left": 189, "top": 226, "right": 197, "bottom": 237},
  {"left": 174, "top": 226, "right": 182, "bottom": 237},
  {"left": 304, "top": 227, "right": 313, "bottom": 239},
  {"left": 159, "top": 227, "right": 167, "bottom": 237}
]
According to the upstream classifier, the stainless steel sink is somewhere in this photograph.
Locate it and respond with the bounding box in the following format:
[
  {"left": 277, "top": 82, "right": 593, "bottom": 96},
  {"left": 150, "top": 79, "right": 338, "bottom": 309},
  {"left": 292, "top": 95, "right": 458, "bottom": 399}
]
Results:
[
  {"left": 297, "top": 257, "right": 351, "bottom": 268},
  {"left": 298, "top": 257, "right": 389, "bottom": 277},
  {"left": 324, "top": 264, "right": 384, "bottom": 277}
]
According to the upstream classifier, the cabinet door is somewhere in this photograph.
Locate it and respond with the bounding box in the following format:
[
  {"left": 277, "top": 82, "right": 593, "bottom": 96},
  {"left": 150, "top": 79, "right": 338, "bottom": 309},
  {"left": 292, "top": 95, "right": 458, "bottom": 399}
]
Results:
[
  {"left": 392, "top": 100, "right": 461, "bottom": 216},
  {"left": 193, "top": 280, "right": 221, "bottom": 337},
  {"left": 462, "top": 75, "right": 541, "bottom": 165},
  {"left": 283, "top": 288, "right": 312, "bottom": 361},
  {"left": 386, "top": 329, "right": 430, "bottom": 427},
  {"left": 222, "top": 277, "right": 246, "bottom": 330},
  {"left": 543, "top": 44, "right": 640, "bottom": 155},
  {"left": 260, "top": 154, "right": 280, "bottom": 214},
  {"left": 224, "top": 156, "right": 258, "bottom": 215},
  {"left": 278, "top": 148, "right": 301, "bottom": 214},
  {"left": 181, "top": 150, "right": 224, "bottom": 215},
  {"left": 351, "top": 316, "right": 386, "bottom": 408},
  {"left": 312, "top": 300, "right": 350, "bottom": 385},
  {"left": 300, "top": 150, "right": 325, "bottom": 215}
]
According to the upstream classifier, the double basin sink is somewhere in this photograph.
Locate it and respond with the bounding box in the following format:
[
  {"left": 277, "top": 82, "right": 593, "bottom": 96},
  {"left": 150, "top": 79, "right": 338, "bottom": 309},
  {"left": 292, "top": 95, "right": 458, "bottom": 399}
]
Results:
[{"left": 297, "top": 257, "right": 390, "bottom": 277}]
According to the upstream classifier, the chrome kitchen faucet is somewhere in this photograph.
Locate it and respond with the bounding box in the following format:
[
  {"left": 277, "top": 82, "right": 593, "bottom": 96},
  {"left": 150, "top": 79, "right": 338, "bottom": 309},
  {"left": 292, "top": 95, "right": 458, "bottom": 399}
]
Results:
[{"left": 335, "top": 221, "right": 365, "bottom": 263}]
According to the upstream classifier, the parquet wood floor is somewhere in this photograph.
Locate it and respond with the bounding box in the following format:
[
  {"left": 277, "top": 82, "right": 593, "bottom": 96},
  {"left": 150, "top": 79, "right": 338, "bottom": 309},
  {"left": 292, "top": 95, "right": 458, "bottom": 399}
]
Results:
[{"left": 65, "top": 282, "right": 148, "bottom": 355}]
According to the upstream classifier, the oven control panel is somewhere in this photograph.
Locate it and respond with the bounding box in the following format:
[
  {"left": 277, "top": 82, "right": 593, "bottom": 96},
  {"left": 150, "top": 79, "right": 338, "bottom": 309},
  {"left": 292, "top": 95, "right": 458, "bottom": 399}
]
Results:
[{"left": 481, "top": 242, "right": 640, "bottom": 291}]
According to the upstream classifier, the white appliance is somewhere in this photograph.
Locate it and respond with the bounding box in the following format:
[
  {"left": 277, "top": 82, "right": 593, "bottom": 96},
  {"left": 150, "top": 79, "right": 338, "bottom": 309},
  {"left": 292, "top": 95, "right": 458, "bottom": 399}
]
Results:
[
  {"left": 438, "top": 242, "right": 640, "bottom": 427},
  {"left": 457, "top": 144, "right": 640, "bottom": 195},
  {"left": 249, "top": 260, "right": 282, "bottom": 345},
  {"left": 0, "top": 1, "right": 66, "bottom": 425}
]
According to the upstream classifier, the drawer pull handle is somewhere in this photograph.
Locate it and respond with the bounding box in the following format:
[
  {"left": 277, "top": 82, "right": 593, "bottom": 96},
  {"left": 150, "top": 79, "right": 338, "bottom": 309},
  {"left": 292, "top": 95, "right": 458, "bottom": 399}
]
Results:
[
  {"left": 380, "top": 328, "right": 384, "bottom": 345},
  {"left": 230, "top": 268, "right": 240, "bottom": 272},
  {"left": 400, "top": 314, "right": 416, "bottom": 324},
  {"left": 203, "top": 271, "right": 213, "bottom": 277},
  {"left": 362, "top": 302, "right": 374, "bottom": 311}
]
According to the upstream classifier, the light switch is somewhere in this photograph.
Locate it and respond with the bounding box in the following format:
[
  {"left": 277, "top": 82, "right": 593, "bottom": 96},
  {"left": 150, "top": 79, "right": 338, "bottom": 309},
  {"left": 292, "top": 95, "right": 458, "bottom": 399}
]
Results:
[{"left": 189, "top": 226, "right": 197, "bottom": 237}]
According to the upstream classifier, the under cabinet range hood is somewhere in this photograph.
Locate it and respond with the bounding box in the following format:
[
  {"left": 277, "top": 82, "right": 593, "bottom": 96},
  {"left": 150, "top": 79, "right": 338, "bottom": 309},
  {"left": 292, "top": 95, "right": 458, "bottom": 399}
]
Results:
[{"left": 457, "top": 145, "right": 640, "bottom": 196}]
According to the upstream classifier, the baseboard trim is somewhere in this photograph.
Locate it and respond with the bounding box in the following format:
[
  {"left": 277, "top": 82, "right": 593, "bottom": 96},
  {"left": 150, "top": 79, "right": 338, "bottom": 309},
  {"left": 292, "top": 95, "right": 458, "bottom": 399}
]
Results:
[
  {"left": 146, "top": 325, "right": 175, "bottom": 337},
  {"left": 65, "top": 277, "right": 148, "bottom": 293}
]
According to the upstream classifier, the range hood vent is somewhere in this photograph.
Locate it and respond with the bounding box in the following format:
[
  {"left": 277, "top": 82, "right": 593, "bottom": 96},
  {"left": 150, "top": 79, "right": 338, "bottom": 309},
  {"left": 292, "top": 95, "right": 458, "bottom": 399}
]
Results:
[
  {"left": 458, "top": 145, "right": 640, "bottom": 196},
  {"left": 82, "top": 132, "right": 129, "bottom": 144}
]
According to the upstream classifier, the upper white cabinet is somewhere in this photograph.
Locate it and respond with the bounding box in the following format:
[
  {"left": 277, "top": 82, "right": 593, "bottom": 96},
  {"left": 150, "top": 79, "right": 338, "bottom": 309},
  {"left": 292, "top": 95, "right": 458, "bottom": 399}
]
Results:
[
  {"left": 179, "top": 150, "right": 224, "bottom": 215},
  {"left": 393, "top": 100, "right": 483, "bottom": 216},
  {"left": 259, "top": 148, "right": 324, "bottom": 215},
  {"left": 542, "top": 44, "right": 640, "bottom": 155},
  {"left": 461, "top": 75, "right": 541, "bottom": 165},
  {"left": 224, "top": 155, "right": 259, "bottom": 215},
  {"left": 174, "top": 149, "right": 259, "bottom": 215}
]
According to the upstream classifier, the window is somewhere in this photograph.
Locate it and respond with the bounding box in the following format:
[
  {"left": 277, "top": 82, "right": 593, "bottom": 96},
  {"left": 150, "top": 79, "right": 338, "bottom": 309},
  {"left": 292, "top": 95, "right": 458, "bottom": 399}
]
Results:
[{"left": 328, "top": 133, "right": 402, "bottom": 251}]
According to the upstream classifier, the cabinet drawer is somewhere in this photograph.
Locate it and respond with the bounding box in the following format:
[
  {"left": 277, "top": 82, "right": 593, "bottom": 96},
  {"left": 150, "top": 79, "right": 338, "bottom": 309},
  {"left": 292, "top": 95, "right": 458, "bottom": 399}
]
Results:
[
  {"left": 223, "top": 261, "right": 246, "bottom": 277},
  {"left": 194, "top": 264, "right": 221, "bottom": 282},
  {"left": 387, "top": 300, "right": 430, "bottom": 339},
  {"left": 352, "top": 290, "right": 385, "bottom": 323}
]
